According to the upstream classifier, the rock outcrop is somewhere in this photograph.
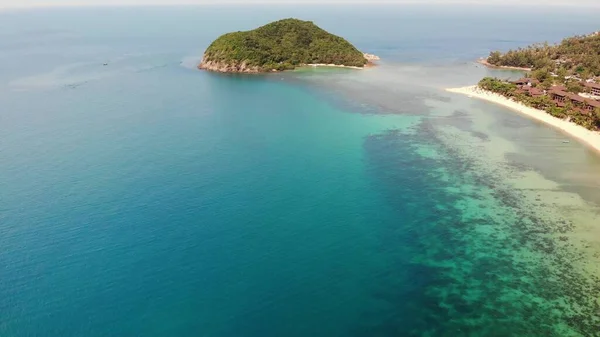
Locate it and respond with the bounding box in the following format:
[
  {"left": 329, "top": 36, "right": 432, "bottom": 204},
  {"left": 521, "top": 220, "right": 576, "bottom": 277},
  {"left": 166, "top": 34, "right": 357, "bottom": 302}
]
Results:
[
  {"left": 198, "top": 59, "right": 262, "bottom": 73},
  {"left": 363, "top": 53, "right": 380, "bottom": 62}
]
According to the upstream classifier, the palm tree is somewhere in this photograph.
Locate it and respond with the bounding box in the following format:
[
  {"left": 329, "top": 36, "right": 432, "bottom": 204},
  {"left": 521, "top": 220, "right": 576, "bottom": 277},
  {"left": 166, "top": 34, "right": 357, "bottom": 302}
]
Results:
[{"left": 594, "top": 107, "right": 600, "bottom": 129}]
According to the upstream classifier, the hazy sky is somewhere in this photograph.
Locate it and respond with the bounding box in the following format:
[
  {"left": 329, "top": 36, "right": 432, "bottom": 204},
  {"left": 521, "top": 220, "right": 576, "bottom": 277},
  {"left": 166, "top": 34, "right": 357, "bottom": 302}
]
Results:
[{"left": 2, "top": 0, "right": 599, "bottom": 8}]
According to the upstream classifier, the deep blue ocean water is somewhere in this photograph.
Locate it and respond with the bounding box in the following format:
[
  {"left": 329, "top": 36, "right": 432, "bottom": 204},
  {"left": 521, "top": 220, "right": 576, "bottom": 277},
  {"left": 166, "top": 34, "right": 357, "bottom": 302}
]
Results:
[{"left": 1, "top": 5, "right": 600, "bottom": 337}]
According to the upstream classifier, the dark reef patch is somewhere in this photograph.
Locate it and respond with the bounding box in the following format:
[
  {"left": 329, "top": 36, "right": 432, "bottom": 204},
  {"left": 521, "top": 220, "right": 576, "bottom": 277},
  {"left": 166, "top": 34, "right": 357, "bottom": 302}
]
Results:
[{"left": 354, "top": 120, "right": 600, "bottom": 336}]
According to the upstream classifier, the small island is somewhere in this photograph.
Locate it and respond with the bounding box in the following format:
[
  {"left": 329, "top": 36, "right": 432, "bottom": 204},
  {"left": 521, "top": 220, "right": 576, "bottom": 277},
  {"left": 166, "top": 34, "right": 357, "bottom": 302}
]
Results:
[
  {"left": 449, "top": 31, "right": 600, "bottom": 153},
  {"left": 198, "top": 18, "right": 377, "bottom": 73}
]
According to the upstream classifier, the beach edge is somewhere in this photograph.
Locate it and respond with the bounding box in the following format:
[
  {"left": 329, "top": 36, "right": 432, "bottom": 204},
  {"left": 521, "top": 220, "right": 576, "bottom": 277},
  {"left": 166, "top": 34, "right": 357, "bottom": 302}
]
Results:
[{"left": 446, "top": 86, "right": 600, "bottom": 154}]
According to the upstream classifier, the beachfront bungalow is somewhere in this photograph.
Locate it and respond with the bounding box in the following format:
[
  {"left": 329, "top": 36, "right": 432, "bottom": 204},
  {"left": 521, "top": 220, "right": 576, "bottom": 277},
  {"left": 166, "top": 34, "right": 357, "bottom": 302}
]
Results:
[
  {"left": 512, "top": 78, "right": 539, "bottom": 87},
  {"left": 549, "top": 88, "right": 600, "bottom": 114},
  {"left": 512, "top": 78, "right": 529, "bottom": 86},
  {"left": 550, "top": 89, "right": 568, "bottom": 103},
  {"left": 584, "top": 99, "right": 600, "bottom": 112},
  {"left": 584, "top": 82, "right": 600, "bottom": 96},
  {"left": 517, "top": 86, "right": 544, "bottom": 97},
  {"left": 528, "top": 87, "right": 544, "bottom": 97},
  {"left": 568, "top": 94, "right": 588, "bottom": 109}
]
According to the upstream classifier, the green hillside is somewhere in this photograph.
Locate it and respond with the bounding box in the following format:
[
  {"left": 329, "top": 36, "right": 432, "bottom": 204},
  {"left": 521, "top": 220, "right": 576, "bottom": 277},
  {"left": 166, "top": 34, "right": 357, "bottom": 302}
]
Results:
[{"left": 200, "top": 19, "right": 367, "bottom": 72}]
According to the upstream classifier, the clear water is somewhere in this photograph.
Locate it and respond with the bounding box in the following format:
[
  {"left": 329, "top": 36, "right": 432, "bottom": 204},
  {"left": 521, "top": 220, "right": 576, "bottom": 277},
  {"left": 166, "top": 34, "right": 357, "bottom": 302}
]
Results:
[{"left": 1, "top": 5, "right": 600, "bottom": 337}]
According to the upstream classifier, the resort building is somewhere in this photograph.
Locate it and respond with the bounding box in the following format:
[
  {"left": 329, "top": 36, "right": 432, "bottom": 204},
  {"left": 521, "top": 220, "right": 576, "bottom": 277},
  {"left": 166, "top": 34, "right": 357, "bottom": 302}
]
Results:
[
  {"left": 584, "top": 82, "right": 600, "bottom": 96},
  {"left": 585, "top": 98, "right": 600, "bottom": 112},
  {"left": 512, "top": 78, "right": 539, "bottom": 87},
  {"left": 549, "top": 89, "right": 568, "bottom": 106},
  {"left": 517, "top": 86, "right": 543, "bottom": 97},
  {"left": 549, "top": 87, "right": 600, "bottom": 113}
]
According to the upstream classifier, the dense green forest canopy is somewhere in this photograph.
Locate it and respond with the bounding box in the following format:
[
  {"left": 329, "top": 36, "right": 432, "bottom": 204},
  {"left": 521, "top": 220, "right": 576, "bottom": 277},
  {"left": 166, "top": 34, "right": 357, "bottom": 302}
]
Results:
[
  {"left": 201, "top": 18, "right": 367, "bottom": 71},
  {"left": 487, "top": 32, "right": 600, "bottom": 78}
]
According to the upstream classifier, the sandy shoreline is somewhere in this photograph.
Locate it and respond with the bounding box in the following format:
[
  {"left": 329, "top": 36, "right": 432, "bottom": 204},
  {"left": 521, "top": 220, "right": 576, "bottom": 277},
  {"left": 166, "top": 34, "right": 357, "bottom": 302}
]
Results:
[
  {"left": 304, "top": 63, "right": 365, "bottom": 70},
  {"left": 477, "top": 58, "right": 531, "bottom": 71},
  {"left": 285, "top": 53, "right": 379, "bottom": 70},
  {"left": 446, "top": 86, "right": 600, "bottom": 154}
]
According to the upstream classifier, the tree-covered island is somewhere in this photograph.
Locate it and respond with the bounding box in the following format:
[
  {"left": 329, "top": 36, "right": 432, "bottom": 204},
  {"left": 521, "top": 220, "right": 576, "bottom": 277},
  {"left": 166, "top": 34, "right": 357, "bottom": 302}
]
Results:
[
  {"left": 477, "top": 32, "right": 600, "bottom": 130},
  {"left": 198, "top": 19, "right": 377, "bottom": 73}
]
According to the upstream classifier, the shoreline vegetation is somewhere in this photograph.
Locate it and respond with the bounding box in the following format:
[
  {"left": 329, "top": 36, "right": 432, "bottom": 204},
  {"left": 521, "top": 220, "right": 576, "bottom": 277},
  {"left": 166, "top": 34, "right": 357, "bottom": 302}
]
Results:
[
  {"left": 477, "top": 58, "right": 531, "bottom": 71},
  {"left": 198, "top": 18, "right": 378, "bottom": 73},
  {"left": 446, "top": 86, "right": 600, "bottom": 154},
  {"left": 459, "top": 31, "right": 600, "bottom": 152},
  {"left": 484, "top": 32, "right": 600, "bottom": 76}
]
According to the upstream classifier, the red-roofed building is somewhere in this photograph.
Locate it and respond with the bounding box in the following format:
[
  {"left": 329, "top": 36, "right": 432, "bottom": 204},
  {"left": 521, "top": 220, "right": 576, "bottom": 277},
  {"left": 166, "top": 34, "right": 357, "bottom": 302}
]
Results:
[
  {"left": 584, "top": 82, "right": 600, "bottom": 96},
  {"left": 528, "top": 87, "right": 544, "bottom": 97},
  {"left": 512, "top": 78, "right": 539, "bottom": 87},
  {"left": 585, "top": 99, "right": 600, "bottom": 112},
  {"left": 550, "top": 89, "right": 568, "bottom": 103},
  {"left": 549, "top": 88, "right": 600, "bottom": 114}
]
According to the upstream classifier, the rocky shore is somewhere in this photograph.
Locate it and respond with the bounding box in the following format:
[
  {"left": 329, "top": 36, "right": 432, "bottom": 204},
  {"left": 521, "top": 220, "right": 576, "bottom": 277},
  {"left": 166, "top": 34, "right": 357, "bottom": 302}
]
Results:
[
  {"left": 363, "top": 53, "right": 380, "bottom": 62},
  {"left": 197, "top": 59, "right": 262, "bottom": 73},
  {"left": 198, "top": 52, "right": 380, "bottom": 73}
]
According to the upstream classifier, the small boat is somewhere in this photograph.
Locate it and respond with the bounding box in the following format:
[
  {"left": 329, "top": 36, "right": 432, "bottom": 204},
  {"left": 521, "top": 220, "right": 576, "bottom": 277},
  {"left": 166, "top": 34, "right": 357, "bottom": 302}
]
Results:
[
  {"left": 103, "top": 63, "right": 108, "bottom": 66},
  {"left": 562, "top": 140, "right": 570, "bottom": 143}
]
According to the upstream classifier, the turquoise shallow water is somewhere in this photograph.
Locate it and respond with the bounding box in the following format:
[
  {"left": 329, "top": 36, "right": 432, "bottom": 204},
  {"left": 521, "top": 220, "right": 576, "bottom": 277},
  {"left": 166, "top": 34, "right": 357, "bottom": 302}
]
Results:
[{"left": 1, "top": 5, "right": 600, "bottom": 337}]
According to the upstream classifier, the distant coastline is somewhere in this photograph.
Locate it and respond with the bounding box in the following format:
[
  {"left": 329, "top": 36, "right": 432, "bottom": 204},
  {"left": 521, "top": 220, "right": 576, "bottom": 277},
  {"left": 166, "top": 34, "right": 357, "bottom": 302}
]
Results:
[
  {"left": 477, "top": 58, "right": 531, "bottom": 71},
  {"left": 447, "top": 86, "right": 600, "bottom": 154}
]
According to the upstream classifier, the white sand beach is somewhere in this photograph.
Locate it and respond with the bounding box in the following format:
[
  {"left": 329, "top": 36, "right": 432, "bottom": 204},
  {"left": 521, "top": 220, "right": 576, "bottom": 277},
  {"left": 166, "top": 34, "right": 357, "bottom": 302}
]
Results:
[
  {"left": 303, "top": 53, "right": 379, "bottom": 69},
  {"left": 305, "top": 64, "right": 364, "bottom": 70},
  {"left": 476, "top": 58, "right": 531, "bottom": 71},
  {"left": 446, "top": 86, "right": 600, "bottom": 154}
]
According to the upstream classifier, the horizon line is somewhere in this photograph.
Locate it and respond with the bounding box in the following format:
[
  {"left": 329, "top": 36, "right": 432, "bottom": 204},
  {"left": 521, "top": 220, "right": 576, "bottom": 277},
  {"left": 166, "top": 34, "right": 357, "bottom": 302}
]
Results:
[{"left": 3, "top": 1, "right": 600, "bottom": 10}]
